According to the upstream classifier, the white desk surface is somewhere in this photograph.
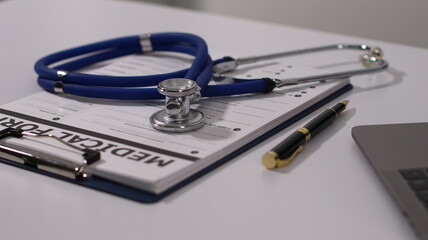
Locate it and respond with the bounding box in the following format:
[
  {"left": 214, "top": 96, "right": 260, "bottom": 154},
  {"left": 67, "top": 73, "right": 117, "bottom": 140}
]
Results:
[{"left": 1, "top": 0, "right": 427, "bottom": 239}]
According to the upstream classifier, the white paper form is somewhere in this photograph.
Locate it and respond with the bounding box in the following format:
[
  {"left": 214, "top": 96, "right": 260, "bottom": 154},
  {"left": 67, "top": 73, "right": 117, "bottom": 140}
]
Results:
[{"left": 0, "top": 52, "right": 350, "bottom": 193}]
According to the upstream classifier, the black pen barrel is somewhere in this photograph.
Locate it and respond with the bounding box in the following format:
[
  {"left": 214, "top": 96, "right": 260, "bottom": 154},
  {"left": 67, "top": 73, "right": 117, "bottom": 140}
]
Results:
[
  {"left": 331, "top": 101, "right": 347, "bottom": 114},
  {"left": 272, "top": 131, "right": 306, "bottom": 159},
  {"left": 262, "top": 100, "right": 348, "bottom": 169},
  {"left": 304, "top": 101, "right": 347, "bottom": 137},
  {"left": 304, "top": 109, "right": 336, "bottom": 136}
]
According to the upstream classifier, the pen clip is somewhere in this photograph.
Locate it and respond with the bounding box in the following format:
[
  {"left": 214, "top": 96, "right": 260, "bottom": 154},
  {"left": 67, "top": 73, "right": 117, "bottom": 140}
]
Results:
[
  {"left": 0, "top": 128, "right": 101, "bottom": 179},
  {"left": 276, "top": 145, "right": 303, "bottom": 168},
  {"left": 262, "top": 145, "right": 303, "bottom": 169}
]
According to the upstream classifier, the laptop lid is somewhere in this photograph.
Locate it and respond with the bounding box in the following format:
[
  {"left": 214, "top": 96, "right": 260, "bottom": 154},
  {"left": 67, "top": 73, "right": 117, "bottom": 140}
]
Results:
[{"left": 352, "top": 123, "right": 428, "bottom": 240}]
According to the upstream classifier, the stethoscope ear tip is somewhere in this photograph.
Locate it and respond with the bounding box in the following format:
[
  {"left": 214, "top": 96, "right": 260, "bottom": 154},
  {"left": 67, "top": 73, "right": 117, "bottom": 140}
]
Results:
[{"left": 359, "top": 46, "right": 384, "bottom": 67}]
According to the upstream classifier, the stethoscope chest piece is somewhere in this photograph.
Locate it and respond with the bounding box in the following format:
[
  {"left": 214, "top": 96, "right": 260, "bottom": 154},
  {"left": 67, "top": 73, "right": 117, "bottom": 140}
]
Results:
[{"left": 150, "top": 78, "right": 205, "bottom": 133}]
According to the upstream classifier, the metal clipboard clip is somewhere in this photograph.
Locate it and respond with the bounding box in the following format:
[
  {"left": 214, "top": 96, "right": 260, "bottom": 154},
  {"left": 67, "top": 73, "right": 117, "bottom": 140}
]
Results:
[{"left": 0, "top": 128, "right": 100, "bottom": 179}]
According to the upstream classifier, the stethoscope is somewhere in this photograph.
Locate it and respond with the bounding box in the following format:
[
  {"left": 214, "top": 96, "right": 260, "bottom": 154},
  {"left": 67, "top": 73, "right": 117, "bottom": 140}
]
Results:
[{"left": 35, "top": 32, "right": 388, "bottom": 132}]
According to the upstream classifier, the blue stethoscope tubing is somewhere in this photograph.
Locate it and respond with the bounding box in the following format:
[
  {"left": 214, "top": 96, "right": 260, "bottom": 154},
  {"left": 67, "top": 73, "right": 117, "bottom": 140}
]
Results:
[{"left": 35, "top": 32, "right": 272, "bottom": 100}]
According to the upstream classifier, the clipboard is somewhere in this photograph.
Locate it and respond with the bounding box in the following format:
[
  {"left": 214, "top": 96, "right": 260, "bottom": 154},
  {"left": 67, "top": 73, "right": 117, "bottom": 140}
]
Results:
[{"left": 0, "top": 83, "right": 352, "bottom": 203}]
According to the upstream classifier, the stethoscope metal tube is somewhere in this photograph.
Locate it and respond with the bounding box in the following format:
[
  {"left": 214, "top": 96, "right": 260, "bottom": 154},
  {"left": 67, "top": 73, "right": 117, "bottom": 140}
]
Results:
[
  {"left": 213, "top": 44, "right": 388, "bottom": 87},
  {"left": 34, "top": 33, "right": 389, "bottom": 133}
]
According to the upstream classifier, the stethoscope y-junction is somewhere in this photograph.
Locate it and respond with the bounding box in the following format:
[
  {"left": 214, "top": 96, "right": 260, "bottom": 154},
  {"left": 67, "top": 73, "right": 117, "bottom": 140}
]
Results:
[{"left": 34, "top": 32, "right": 388, "bottom": 132}]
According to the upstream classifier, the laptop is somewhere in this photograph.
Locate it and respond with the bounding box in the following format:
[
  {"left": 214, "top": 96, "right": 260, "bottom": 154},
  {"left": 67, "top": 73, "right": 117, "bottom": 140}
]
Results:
[{"left": 352, "top": 122, "right": 428, "bottom": 240}]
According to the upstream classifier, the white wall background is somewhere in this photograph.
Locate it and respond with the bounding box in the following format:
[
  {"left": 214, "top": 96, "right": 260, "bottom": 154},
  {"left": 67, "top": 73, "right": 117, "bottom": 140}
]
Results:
[{"left": 136, "top": 0, "right": 428, "bottom": 49}]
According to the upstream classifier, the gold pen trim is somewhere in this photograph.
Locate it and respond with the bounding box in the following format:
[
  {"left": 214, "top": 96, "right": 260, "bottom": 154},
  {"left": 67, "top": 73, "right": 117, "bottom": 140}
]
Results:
[
  {"left": 262, "top": 151, "right": 279, "bottom": 169},
  {"left": 330, "top": 100, "right": 349, "bottom": 115},
  {"left": 262, "top": 146, "right": 304, "bottom": 169},
  {"left": 298, "top": 127, "right": 311, "bottom": 142}
]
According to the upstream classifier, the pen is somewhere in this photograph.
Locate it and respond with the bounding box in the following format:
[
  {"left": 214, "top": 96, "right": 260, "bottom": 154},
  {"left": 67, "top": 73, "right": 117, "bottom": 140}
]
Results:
[{"left": 262, "top": 100, "right": 349, "bottom": 169}]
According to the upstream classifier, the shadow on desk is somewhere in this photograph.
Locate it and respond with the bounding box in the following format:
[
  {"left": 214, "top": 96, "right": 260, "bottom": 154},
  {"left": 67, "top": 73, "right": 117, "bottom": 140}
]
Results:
[{"left": 350, "top": 67, "right": 404, "bottom": 94}]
